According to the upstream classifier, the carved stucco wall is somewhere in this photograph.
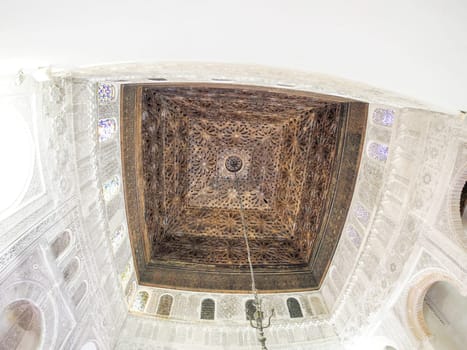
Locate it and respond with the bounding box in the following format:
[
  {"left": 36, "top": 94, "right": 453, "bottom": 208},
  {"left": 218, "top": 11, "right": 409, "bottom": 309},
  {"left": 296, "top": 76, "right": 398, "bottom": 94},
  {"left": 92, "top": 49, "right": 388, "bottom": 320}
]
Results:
[
  {"left": 0, "top": 75, "right": 128, "bottom": 350},
  {"left": 327, "top": 108, "right": 467, "bottom": 350},
  {"left": 0, "top": 63, "right": 465, "bottom": 350}
]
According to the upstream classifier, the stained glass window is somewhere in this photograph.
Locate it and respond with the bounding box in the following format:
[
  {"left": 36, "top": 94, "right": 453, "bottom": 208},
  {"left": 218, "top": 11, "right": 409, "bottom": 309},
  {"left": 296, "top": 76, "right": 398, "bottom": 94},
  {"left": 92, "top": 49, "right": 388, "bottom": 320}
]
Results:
[
  {"left": 346, "top": 225, "right": 361, "bottom": 247},
  {"left": 132, "top": 291, "right": 149, "bottom": 312},
  {"left": 156, "top": 294, "right": 173, "bottom": 316},
  {"left": 372, "top": 108, "right": 395, "bottom": 127},
  {"left": 368, "top": 142, "right": 389, "bottom": 161},
  {"left": 110, "top": 225, "right": 125, "bottom": 253},
  {"left": 103, "top": 176, "right": 120, "bottom": 201},
  {"left": 354, "top": 203, "right": 370, "bottom": 225},
  {"left": 287, "top": 298, "right": 303, "bottom": 318},
  {"left": 119, "top": 261, "right": 132, "bottom": 289},
  {"left": 97, "top": 83, "right": 116, "bottom": 103},
  {"left": 200, "top": 299, "right": 215, "bottom": 320},
  {"left": 51, "top": 230, "right": 71, "bottom": 259},
  {"left": 98, "top": 118, "right": 117, "bottom": 143}
]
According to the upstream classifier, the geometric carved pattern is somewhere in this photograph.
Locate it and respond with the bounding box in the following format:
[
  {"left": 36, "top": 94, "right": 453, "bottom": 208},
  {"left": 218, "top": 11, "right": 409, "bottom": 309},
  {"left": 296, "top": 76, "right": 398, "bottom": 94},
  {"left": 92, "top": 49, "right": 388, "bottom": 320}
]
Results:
[
  {"left": 121, "top": 84, "right": 368, "bottom": 291},
  {"left": 143, "top": 88, "right": 341, "bottom": 266},
  {"left": 187, "top": 118, "right": 278, "bottom": 210}
]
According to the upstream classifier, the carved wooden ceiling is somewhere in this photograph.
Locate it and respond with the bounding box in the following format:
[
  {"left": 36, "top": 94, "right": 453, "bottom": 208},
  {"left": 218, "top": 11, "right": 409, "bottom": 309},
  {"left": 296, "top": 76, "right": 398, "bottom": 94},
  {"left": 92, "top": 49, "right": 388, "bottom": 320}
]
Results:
[{"left": 121, "top": 83, "right": 367, "bottom": 292}]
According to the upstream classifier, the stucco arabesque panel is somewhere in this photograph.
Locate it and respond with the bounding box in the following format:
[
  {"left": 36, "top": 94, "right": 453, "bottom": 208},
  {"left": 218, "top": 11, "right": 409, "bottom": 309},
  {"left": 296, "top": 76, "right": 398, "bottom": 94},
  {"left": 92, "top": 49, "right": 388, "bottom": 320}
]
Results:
[{"left": 328, "top": 109, "right": 466, "bottom": 343}]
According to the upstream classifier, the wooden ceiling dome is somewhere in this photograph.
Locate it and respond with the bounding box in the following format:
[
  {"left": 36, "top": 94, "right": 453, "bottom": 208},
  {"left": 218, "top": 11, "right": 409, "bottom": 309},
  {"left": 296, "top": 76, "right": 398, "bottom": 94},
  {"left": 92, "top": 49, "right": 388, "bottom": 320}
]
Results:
[{"left": 121, "top": 83, "right": 367, "bottom": 292}]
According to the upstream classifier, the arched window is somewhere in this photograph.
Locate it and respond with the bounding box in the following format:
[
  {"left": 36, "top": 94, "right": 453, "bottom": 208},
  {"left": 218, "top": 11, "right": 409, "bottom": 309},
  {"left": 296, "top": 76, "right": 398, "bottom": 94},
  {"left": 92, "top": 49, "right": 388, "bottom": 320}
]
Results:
[
  {"left": 97, "top": 83, "right": 116, "bottom": 103},
  {"left": 423, "top": 281, "right": 467, "bottom": 350},
  {"left": 102, "top": 176, "right": 120, "bottom": 201},
  {"left": 245, "top": 299, "right": 256, "bottom": 320},
  {"left": 0, "top": 300, "right": 42, "bottom": 350},
  {"left": 372, "top": 108, "right": 395, "bottom": 127},
  {"left": 354, "top": 203, "right": 370, "bottom": 226},
  {"left": 62, "top": 257, "right": 80, "bottom": 283},
  {"left": 156, "top": 294, "right": 173, "bottom": 316},
  {"left": 51, "top": 230, "right": 71, "bottom": 259},
  {"left": 132, "top": 291, "right": 149, "bottom": 312},
  {"left": 287, "top": 298, "right": 303, "bottom": 318},
  {"left": 72, "top": 282, "right": 88, "bottom": 306},
  {"left": 346, "top": 225, "right": 361, "bottom": 247},
  {"left": 200, "top": 298, "right": 215, "bottom": 320},
  {"left": 368, "top": 142, "right": 389, "bottom": 161},
  {"left": 110, "top": 225, "right": 125, "bottom": 253},
  {"left": 98, "top": 118, "right": 117, "bottom": 143}
]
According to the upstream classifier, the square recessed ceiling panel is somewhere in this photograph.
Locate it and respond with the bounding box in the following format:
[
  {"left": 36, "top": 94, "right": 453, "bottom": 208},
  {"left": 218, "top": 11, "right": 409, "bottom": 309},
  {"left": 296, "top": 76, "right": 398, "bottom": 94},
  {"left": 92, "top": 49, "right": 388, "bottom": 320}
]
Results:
[{"left": 121, "top": 84, "right": 367, "bottom": 292}]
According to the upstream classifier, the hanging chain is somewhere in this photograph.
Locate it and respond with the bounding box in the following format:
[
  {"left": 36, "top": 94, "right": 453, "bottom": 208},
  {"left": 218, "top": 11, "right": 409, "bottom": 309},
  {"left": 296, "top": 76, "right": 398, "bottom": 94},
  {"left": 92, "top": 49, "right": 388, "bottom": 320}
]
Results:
[{"left": 234, "top": 172, "right": 257, "bottom": 296}]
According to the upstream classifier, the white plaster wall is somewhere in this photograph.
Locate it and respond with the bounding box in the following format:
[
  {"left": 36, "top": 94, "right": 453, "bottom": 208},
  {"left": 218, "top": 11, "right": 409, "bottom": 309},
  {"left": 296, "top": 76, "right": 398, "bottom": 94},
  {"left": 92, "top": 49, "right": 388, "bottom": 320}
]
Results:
[{"left": 0, "top": 0, "right": 467, "bottom": 112}]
